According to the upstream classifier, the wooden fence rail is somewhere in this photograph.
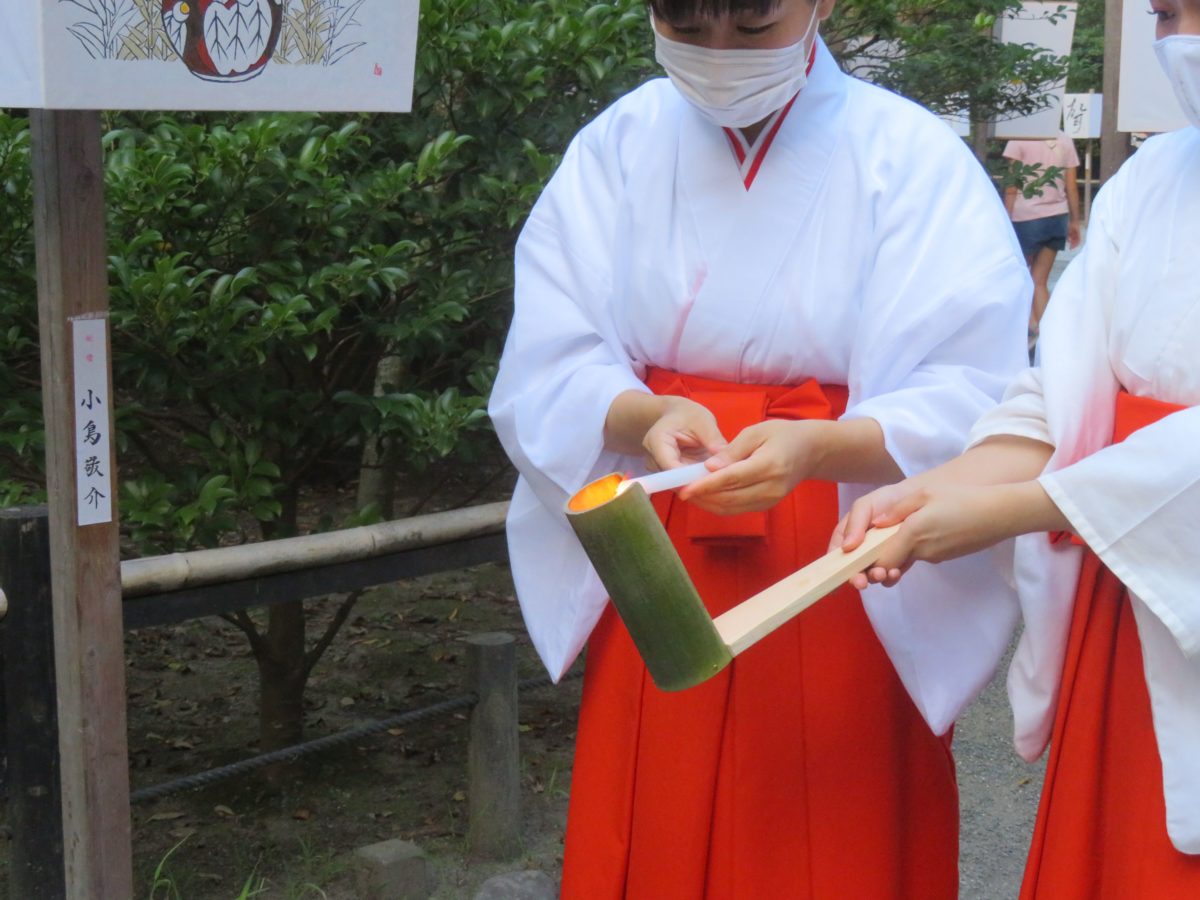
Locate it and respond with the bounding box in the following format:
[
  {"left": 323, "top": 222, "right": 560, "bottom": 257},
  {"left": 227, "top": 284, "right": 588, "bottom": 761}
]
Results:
[
  {"left": 0, "top": 501, "right": 521, "bottom": 894},
  {"left": 121, "top": 501, "right": 509, "bottom": 597}
]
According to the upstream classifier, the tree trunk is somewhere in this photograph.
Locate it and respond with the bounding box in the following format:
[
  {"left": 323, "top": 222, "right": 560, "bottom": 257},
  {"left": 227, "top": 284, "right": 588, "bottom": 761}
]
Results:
[
  {"left": 257, "top": 600, "right": 307, "bottom": 756},
  {"left": 255, "top": 488, "right": 307, "bottom": 783},
  {"left": 357, "top": 354, "right": 405, "bottom": 520},
  {"left": 971, "top": 112, "right": 993, "bottom": 169}
]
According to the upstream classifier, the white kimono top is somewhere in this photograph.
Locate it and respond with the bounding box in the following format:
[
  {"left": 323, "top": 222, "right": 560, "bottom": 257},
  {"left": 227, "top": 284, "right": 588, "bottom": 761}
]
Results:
[
  {"left": 490, "top": 40, "right": 1031, "bottom": 735},
  {"left": 970, "top": 127, "right": 1200, "bottom": 852}
]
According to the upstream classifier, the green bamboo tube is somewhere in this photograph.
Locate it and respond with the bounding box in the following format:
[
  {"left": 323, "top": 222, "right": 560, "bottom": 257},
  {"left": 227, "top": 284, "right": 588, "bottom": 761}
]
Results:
[{"left": 566, "top": 474, "right": 732, "bottom": 692}]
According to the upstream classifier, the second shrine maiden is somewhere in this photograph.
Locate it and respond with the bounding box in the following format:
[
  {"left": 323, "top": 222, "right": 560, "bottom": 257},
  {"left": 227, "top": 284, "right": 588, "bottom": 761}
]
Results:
[{"left": 837, "top": 1, "right": 1200, "bottom": 893}]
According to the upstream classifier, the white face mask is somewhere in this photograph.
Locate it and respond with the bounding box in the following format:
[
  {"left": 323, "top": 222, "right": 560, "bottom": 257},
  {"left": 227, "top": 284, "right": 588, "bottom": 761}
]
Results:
[
  {"left": 653, "top": 5, "right": 821, "bottom": 129},
  {"left": 1154, "top": 34, "right": 1200, "bottom": 131}
]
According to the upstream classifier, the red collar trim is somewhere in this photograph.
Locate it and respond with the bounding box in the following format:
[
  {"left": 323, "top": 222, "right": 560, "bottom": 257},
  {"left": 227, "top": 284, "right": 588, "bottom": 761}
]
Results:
[{"left": 722, "top": 43, "right": 816, "bottom": 191}]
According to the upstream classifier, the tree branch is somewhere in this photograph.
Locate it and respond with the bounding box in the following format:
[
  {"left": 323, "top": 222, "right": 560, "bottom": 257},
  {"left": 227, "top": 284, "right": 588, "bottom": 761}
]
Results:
[
  {"left": 220, "top": 609, "right": 267, "bottom": 657},
  {"left": 303, "top": 589, "right": 363, "bottom": 677}
]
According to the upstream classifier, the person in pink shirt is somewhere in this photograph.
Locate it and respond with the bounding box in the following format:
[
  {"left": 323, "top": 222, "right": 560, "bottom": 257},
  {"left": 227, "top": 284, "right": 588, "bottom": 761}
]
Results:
[{"left": 1003, "top": 132, "right": 1082, "bottom": 342}]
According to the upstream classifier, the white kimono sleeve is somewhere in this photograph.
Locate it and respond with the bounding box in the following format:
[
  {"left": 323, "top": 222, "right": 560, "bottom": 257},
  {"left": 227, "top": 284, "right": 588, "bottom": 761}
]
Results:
[
  {"left": 967, "top": 178, "right": 1124, "bottom": 761},
  {"left": 968, "top": 367, "right": 1054, "bottom": 447},
  {"left": 488, "top": 123, "right": 647, "bottom": 680},
  {"left": 842, "top": 129, "right": 1033, "bottom": 479},
  {"left": 1040, "top": 408, "right": 1200, "bottom": 853},
  {"left": 1030, "top": 184, "right": 1200, "bottom": 654},
  {"left": 837, "top": 126, "right": 1033, "bottom": 734},
  {"left": 1039, "top": 406, "right": 1200, "bottom": 657}
]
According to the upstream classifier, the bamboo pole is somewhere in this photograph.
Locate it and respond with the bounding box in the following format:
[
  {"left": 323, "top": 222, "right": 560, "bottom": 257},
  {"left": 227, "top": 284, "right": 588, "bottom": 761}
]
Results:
[
  {"left": 567, "top": 477, "right": 733, "bottom": 692},
  {"left": 121, "top": 501, "right": 508, "bottom": 597},
  {"left": 567, "top": 474, "right": 902, "bottom": 692}
]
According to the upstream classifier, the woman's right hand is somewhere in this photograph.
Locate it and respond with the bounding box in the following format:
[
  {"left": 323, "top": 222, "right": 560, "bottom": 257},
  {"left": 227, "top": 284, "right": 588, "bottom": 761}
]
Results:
[
  {"left": 604, "top": 390, "right": 728, "bottom": 473},
  {"left": 642, "top": 396, "right": 728, "bottom": 471}
]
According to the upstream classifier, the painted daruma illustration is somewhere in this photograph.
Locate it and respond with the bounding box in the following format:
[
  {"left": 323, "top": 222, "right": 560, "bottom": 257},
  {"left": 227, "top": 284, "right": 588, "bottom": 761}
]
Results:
[{"left": 162, "top": 0, "right": 284, "bottom": 82}]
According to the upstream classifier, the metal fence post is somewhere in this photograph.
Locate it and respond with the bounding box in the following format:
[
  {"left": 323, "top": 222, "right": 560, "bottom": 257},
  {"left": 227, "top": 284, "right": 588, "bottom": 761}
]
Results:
[
  {"left": 0, "top": 506, "right": 66, "bottom": 899},
  {"left": 465, "top": 632, "right": 521, "bottom": 860}
]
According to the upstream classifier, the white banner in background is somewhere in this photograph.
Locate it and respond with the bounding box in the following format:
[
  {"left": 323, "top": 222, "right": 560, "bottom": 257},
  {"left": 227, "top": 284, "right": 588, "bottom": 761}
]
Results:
[
  {"left": 1119, "top": 1, "right": 1187, "bottom": 133},
  {"left": 994, "top": 1, "right": 1078, "bottom": 139},
  {"left": 1062, "top": 92, "right": 1102, "bottom": 139}
]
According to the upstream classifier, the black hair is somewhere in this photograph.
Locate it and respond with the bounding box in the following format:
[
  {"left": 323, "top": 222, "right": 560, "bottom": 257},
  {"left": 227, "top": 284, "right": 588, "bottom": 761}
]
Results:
[{"left": 647, "top": 0, "right": 785, "bottom": 20}]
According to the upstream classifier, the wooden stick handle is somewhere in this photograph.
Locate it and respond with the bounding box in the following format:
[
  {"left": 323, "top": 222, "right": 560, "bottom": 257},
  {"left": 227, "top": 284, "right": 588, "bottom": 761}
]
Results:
[{"left": 712, "top": 525, "right": 901, "bottom": 656}]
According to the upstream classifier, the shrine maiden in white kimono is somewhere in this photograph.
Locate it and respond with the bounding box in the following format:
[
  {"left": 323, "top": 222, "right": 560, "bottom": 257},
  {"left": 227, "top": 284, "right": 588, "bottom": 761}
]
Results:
[
  {"left": 969, "top": 125, "right": 1200, "bottom": 857},
  {"left": 492, "top": 37, "right": 1029, "bottom": 736},
  {"left": 493, "top": 28, "right": 1033, "bottom": 899}
]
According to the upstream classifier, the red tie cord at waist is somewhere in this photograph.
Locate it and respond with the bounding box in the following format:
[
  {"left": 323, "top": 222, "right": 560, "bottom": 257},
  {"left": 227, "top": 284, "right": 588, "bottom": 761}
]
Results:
[
  {"left": 642, "top": 368, "right": 848, "bottom": 543},
  {"left": 1052, "top": 390, "right": 1188, "bottom": 546},
  {"left": 1111, "top": 390, "right": 1186, "bottom": 441}
]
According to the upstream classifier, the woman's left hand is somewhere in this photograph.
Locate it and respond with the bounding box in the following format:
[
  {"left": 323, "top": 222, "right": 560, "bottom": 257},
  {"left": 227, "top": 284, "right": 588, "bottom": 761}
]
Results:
[
  {"left": 1068, "top": 218, "right": 1082, "bottom": 249},
  {"left": 678, "top": 420, "right": 829, "bottom": 515},
  {"left": 842, "top": 482, "right": 1035, "bottom": 589}
]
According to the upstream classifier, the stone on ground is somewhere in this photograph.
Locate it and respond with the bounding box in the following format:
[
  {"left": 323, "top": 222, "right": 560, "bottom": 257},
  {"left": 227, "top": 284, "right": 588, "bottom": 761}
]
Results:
[
  {"left": 473, "top": 869, "right": 557, "bottom": 900},
  {"left": 350, "top": 838, "right": 433, "bottom": 899}
]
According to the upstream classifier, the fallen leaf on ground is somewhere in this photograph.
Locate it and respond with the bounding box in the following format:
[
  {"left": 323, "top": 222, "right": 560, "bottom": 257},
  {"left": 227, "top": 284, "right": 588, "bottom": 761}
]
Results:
[
  {"left": 213, "top": 805, "right": 235, "bottom": 819},
  {"left": 147, "top": 811, "right": 186, "bottom": 823}
]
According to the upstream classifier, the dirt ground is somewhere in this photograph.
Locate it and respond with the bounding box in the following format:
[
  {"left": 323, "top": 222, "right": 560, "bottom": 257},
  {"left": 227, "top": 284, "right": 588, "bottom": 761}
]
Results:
[
  {"left": 0, "top": 557, "right": 1045, "bottom": 900},
  {"left": 0, "top": 560, "right": 581, "bottom": 899}
]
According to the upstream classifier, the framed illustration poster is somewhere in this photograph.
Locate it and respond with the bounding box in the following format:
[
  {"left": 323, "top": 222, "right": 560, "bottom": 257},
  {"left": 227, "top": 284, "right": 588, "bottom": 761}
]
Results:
[{"left": 0, "top": 0, "right": 419, "bottom": 111}]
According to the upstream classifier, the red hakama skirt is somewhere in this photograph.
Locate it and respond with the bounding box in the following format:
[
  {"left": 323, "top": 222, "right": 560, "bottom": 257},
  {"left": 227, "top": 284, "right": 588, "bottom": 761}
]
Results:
[
  {"left": 1020, "top": 392, "right": 1200, "bottom": 899},
  {"left": 561, "top": 370, "right": 959, "bottom": 900}
]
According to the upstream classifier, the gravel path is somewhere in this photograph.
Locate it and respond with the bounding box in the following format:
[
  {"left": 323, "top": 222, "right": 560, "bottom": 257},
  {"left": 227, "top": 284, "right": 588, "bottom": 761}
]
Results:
[
  {"left": 955, "top": 644, "right": 1046, "bottom": 899},
  {"left": 956, "top": 246, "right": 1077, "bottom": 899}
]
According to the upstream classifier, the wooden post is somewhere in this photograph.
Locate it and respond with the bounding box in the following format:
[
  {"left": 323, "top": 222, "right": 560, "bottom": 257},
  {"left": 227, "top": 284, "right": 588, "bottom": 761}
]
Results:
[
  {"left": 30, "top": 109, "right": 134, "bottom": 898},
  {"left": 0, "top": 507, "right": 66, "bottom": 899},
  {"left": 1084, "top": 139, "right": 1094, "bottom": 224},
  {"left": 1101, "top": 0, "right": 1131, "bottom": 182},
  {"left": 465, "top": 632, "right": 520, "bottom": 860}
]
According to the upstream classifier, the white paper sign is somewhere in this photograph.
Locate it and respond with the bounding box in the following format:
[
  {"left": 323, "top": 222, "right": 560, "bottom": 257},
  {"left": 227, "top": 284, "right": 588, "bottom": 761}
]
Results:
[
  {"left": 0, "top": 0, "right": 420, "bottom": 112},
  {"left": 994, "top": 1, "right": 1078, "bottom": 139},
  {"left": 0, "top": 0, "right": 44, "bottom": 108},
  {"left": 1062, "top": 92, "right": 1102, "bottom": 139},
  {"left": 939, "top": 114, "right": 972, "bottom": 138},
  {"left": 72, "top": 317, "right": 114, "bottom": 527},
  {"left": 1119, "top": 1, "right": 1187, "bottom": 133}
]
